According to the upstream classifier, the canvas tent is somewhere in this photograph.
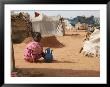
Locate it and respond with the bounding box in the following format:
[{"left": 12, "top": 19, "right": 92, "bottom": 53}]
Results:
[
  {"left": 63, "top": 19, "right": 73, "bottom": 30},
  {"left": 82, "top": 28, "right": 100, "bottom": 58},
  {"left": 31, "top": 13, "right": 64, "bottom": 37},
  {"left": 75, "top": 22, "right": 88, "bottom": 30}
]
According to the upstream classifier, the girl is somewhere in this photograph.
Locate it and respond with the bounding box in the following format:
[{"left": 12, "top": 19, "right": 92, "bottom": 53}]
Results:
[{"left": 24, "top": 32, "right": 44, "bottom": 63}]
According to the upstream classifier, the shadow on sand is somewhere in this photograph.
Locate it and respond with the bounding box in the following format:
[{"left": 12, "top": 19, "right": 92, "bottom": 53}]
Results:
[
  {"left": 34, "top": 59, "right": 76, "bottom": 63},
  {"left": 65, "top": 34, "right": 80, "bottom": 36},
  {"left": 15, "top": 68, "right": 100, "bottom": 77},
  {"left": 13, "top": 35, "right": 65, "bottom": 49}
]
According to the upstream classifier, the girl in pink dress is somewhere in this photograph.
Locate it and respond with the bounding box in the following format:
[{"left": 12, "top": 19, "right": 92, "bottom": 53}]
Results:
[{"left": 24, "top": 32, "right": 44, "bottom": 63}]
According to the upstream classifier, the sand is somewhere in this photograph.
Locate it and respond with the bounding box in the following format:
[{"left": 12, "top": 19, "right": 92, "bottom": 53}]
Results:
[{"left": 13, "top": 30, "right": 100, "bottom": 77}]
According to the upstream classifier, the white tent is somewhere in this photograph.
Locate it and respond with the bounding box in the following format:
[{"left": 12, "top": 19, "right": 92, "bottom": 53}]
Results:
[
  {"left": 82, "top": 28, "right": 100, "bottom": 58},
  {"left": 63, "top": 19, "right": 73, "bottom": 30},
  {"left": 75, "top": 22, "right": 88, "bottom": 30},
  {"left": 31, "top": 13, "right": 64, "bottom": 37}
]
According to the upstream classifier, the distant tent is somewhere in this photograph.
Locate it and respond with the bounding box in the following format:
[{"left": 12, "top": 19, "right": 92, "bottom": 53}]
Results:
[
  {"left": 75, "top": 22, "right": 88, "bottom": 30},
  {"left": 68, "top": 16, "right": 97, "bottom": 26},
  {"left": 63, "top": 19, "right": 73, "bottom": 30}
]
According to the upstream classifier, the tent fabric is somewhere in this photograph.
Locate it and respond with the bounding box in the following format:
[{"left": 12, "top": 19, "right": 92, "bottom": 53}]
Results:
[
  {"left": 32, "top": 21, "right": 59, "bottom": 37},
  {"left": 63, "top": 20, "right": 73, "bottom": 30},
  {"left": 31, "top": 14, "right": 64, "bottom": 37},
  {"left": 82, "top": 29, "right": 100, "bottom": 57},
  {"left": 75, "top": 22, "right": 88, "bottom": 30}
]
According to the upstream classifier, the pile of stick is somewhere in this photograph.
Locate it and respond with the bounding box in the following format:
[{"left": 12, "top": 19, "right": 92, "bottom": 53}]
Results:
[{"left": 11, "top": 12, "right": 33, "bottom": 42}]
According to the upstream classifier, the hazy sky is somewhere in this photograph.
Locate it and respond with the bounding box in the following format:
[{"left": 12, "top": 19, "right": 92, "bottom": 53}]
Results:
[{"left": 14, "top": 10, "right": 100, "bottom": 18}]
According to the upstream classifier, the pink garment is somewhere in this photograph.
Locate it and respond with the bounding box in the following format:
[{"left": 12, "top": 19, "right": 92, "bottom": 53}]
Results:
[{"left": 24, "top": 41, "right": 43, "bottom": 62}]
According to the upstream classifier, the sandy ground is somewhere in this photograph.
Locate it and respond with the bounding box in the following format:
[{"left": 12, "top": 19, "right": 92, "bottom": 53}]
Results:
[{"left": 13, "top": 30, "right": 100, "bottom": 77}]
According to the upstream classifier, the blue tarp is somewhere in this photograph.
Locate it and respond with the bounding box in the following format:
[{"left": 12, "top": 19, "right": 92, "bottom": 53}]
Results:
[{"left": 68, "top": 16, "right": 99, "bottom": 26}]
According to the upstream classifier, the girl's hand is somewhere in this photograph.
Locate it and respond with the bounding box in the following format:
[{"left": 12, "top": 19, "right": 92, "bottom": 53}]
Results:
[{"left": 42, "top": 52, "right": 45, "bottom": 58}]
